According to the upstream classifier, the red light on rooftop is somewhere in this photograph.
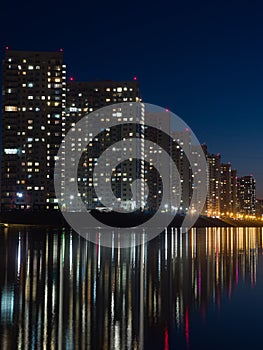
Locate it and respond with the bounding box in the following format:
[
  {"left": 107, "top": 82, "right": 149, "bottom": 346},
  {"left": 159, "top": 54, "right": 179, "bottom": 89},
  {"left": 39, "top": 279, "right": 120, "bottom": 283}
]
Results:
[
  {"left": 165, "top": 108, "right": 169, "bottom": 112},
  {"left": 69, "top": 76, "right": 74, "bottom": 81},
  {"left": 186, "top": 128, "right": 189, "bottom": 132},
  {"left": 59, "top": 48, "right": 63, "bottom": 52},
  {"left": 133, "top": 76, "right": 137, "bottom": 81},
  {"left": 5, "top": 46, "right": 9, "bottom": 50}
]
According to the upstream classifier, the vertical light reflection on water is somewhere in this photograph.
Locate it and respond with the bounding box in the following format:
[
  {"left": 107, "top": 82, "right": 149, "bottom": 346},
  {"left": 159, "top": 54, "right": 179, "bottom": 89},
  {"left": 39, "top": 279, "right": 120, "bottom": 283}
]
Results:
[
  {"left": 43, "top": 232, "right": 48, "bottom": 349},
  {"left": 58, "top": 231, "right": 64, "bottom": 350},
  {"left": 139, "top": 233, "right": 145, "bottom": 350},
  {"left": 0, "top": 226, "right": 263, "bottom": 349}
]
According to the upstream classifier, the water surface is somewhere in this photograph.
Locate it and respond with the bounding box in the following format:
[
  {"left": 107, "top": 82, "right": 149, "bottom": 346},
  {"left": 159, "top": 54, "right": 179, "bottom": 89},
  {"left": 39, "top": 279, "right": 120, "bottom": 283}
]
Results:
[{"left": 0, "top": 226, "right": 262, "bottom": 349}]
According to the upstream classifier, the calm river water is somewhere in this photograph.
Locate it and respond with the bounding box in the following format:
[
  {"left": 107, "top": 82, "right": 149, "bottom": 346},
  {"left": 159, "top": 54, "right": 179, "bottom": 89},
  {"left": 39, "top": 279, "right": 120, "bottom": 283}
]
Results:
[{"left": 0, "top": 226, "right": 263, "bottom": 349}]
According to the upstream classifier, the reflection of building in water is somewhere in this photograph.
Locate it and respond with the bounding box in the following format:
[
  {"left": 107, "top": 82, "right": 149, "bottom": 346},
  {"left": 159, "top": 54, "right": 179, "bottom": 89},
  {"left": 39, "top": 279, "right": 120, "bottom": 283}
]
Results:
[{"left": 0, "top": 227, "right": 262, "bottom": 349}]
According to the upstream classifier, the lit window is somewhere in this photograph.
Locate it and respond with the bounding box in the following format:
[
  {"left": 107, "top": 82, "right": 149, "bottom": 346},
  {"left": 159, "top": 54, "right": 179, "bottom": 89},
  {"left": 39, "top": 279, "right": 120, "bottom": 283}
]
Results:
[
  {"left": 117, "top": 87, "right": 122, "bottom": 92},
  {"left": 5, "top": 106, "right": 17, "bottom": 112},
  {"left": 4, "top": 148, "right": 18, "bottom": 154},
  {"left": 27, "top": 82, "right": 34, "bottom": 87},
  {"left": 28, "top": 96, "right": 33, "bottom": 100}
]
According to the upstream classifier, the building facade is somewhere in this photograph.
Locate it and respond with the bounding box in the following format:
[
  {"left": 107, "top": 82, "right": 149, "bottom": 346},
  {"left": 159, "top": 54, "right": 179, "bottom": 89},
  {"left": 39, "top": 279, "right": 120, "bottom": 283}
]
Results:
[
  {"left": 230, "top": 169, "right": 237, "bottom": 214},
  {"left": 1, "top": 49, "right": 66, "bottom": 210},
  {"left": 65, "top": 80, "right": 143, "bottom": 211},
  {"left": 237, "top": 175, "right": 256, "bottom": 215},
  {"left": 206, "top": 153, "right": 221, "bottom": 216},
  {"left": 1, "top": 50, "right": 257, "bottom": 216},
  {"left": 220, "top": 163, "right": 232, "bottom": 214}
]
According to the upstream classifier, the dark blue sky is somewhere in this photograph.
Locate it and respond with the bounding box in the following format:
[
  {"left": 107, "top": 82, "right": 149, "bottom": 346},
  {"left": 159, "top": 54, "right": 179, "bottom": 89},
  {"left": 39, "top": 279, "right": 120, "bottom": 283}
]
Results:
[{"left": 1, "top": 0, "right": 263, "bottom": 196}]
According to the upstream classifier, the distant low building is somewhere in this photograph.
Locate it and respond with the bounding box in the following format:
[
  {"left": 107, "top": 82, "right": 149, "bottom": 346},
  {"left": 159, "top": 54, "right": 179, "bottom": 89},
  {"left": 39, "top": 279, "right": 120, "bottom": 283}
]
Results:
[{"left": 256, "top": 198, "right": 263, "bottom": 217}]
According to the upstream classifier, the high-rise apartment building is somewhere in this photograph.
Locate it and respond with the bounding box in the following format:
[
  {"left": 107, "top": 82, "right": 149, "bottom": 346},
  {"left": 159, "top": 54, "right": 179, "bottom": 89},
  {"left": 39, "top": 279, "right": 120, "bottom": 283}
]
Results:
[
  {"left": 230, "top": 169, "right": 237, "bottom": 214},
  {"left": 64, "top": 80, "right": 143, "bottom": 211},
  {"left": 1, "top": 49, "right": 66, "bottom": 210},
  {"left": 65, "top": 80, "right": 141, "bottom": 132},
  {"left": 2, "top": 50, "right": 254, "bottom": 217},
  {"left": 206, "top": 153, "right": 221, "bottom": 216},
  {"left": 143, "top": 110, "right": 172, "bottom": 212},
  {"left": 237, "top": 175, "right": 256, "bottom": 215},
  {"left": 220, "top": 163, "right": 238, "bottom": 215},
  {"left": 202, "top": 146, "right": 239, "bottom": 216},
  {"left": 172, "top": 130, "right": 191, "bottom": 213},
  {"left": 220, "top": 163, "right": 232, "bottom": 214}
]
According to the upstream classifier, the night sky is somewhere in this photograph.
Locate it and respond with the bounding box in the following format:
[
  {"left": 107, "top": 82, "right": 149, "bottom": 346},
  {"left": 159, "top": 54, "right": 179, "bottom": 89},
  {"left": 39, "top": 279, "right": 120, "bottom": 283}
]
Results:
[{"left": 1, "top": 0, "right": 263, "bottom": 196}]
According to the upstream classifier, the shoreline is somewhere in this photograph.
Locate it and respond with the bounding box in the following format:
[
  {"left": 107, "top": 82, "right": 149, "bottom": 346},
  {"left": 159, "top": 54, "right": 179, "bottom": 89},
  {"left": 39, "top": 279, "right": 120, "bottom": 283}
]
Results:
[{"left": 0, "top": 211, "right": 262, "bottom": 228}]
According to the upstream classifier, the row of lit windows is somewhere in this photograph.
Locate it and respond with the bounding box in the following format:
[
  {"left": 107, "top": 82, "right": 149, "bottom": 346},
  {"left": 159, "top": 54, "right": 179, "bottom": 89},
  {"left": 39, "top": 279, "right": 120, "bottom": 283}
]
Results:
[
  {"left": 104, "top": 87, "right": 134, "bottom": 92},
  {"left": 7, "top": 58, "right": 63, "bottom": 69},
  {"left": 6, "top": 172, "right": 52, "bottom": 179}
]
